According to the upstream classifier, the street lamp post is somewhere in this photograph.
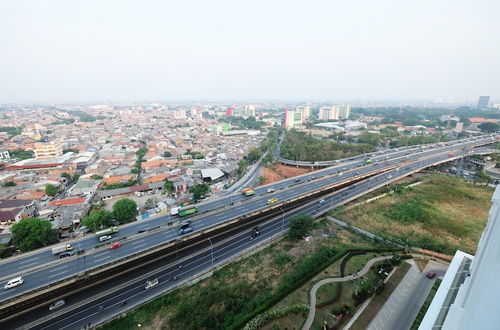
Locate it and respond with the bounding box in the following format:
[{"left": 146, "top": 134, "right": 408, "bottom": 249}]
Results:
[
  {"left": 280, "top": 207, "right": 285, "bottom": 232},
  {"left": 208, "top": 238, "right": 214, "bottom": 268}
]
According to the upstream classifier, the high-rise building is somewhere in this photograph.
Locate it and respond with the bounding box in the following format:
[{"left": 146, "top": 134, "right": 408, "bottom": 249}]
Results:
[
  {"left": 244, "top": 105, "right": 256, "bottom": 117},
  {"left": 173, "top": 109, "right": 187, "bottom": 120},
  {"left": 336, "top": 105, "right": 351, "bottom": 119},
  {"left": 419, "top": 186, "right": 500, "bottom": 330},
  {"left": 227, "top": 105, "right": 255, "bottom": 118},
  {"left": 283, "top": 109, "right": 303, "bottom": 130},
  {"left": 318, "top": 106, "right": 339, "bottom": 121},
  {"left": 33, "top": 142, "right": 63, "bottom": 159},
  {"left": 296, "top": 106, "right": 311, "bottom": 120},
  {"left": 477, "top": 96, "right": 490, "bottom": 109}
]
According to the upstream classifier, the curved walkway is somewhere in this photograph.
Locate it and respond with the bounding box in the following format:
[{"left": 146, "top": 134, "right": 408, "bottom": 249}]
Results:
[{"left": 302, "top": 256, "right": 392, "bottom": 330}]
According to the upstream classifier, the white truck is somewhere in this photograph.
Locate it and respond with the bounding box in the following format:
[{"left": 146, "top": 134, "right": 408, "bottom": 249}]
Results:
[
  {"left": 51, "top": 244, "right": 73, "bottom": 256},
  {"left": 170, "top": 207, "right": 179, "bottom": 216},
  {"left": 145, "top": 278, "right": 159, "bottom": 290}
]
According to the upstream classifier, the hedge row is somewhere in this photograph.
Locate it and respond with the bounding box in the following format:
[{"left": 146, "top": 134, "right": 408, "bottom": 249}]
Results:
[{"left": 243, "top": 304, "right": 309, "bottom": 330}]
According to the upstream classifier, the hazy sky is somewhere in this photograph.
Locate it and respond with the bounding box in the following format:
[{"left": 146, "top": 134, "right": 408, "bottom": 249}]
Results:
[{"left": 1, "top": 0, "right": 499, "bottom": 102}]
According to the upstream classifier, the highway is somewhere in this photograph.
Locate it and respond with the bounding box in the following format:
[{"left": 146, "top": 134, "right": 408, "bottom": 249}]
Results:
[
  {"left": 0, "top": 135, "right": 495, "bottom": 302},
  {"left": 1, "top": 136, "right": 495, "bottom": 329}
]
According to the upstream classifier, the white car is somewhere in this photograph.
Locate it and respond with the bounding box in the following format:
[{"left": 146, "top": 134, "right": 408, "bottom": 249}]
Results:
[
  {"left": 4, "top": 276, "right": 23, "bottom": 290},
  {"left": 267, "top": 188, "right": 275, "bottom": 193},
  {"left": 49, "top": 299, "right": 66, "bottom": 311},
  {"left": 99, "top": 235, "right": 112, "bottom": 242}
]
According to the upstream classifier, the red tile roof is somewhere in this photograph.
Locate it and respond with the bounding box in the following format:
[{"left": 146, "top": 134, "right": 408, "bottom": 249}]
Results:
[{"left": 47, "top": 197, "right": 87, "bottom": 207}]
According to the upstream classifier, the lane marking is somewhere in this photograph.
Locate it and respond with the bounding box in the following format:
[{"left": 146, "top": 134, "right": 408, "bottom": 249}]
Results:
[
  {"left": 18, "top": 262, "right": 38, "bottom": 269},
  {"left": 49, "top": 265, "right": 68, "bottom": 273},
  {"left": 19, "top": 257, "right": 39, "bottom": 264},
  {"left": 93, "top": 255, "right": 111, "bottom": 263},
  {"left": 48, "top": 271, "right": 68, "bottom": 278}
]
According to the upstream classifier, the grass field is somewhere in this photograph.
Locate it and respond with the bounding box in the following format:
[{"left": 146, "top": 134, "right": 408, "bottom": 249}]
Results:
[{"left": 331, "top": 174, "right": 493, "bottom": 255}]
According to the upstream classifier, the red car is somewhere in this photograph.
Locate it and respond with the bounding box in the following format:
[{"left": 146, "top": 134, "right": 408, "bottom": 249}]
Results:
[
  {"left": 426, "top": 271, "right": 436, "bottom": 279},
  {"left": 110, "top": 242, "right": 121, "bottom": 250}
]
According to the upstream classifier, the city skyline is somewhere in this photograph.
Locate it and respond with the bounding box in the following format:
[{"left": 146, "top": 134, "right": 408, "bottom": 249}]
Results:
[{"left": 1, "top": 0, "right": 499, "bottom": 103}]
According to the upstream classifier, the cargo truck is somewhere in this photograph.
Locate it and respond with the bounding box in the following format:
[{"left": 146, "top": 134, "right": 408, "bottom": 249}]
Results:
[
  {"left": 241, "top": 187, "right": 255, "bottom": 196},
  {"left": 51, "top": 244, "right": 73, "bottom": 255},
  {"left": 178, "top": 205, "right": 199, "bottom": 217},
  {"left": 95, "top": 226, "right": 118, "bottom": 237}
]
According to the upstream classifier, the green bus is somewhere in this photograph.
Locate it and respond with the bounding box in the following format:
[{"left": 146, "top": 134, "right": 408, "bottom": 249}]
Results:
[
  {"left": 364, "top": 158, "right": 373, "bottom": 165},
  {"left": 178, "top": 205, "right": 200, "bottom": 217},
  {"left": 95, "top": 226, "right": 118, "bottom": 237}
]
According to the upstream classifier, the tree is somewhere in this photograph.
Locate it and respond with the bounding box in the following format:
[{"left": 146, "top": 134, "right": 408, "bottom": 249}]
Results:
[
  {"left": 258, "top": 176, "right": 267, "bottom": 184},
  {"left": 45, "top": 184, "right": 58, "bottom": 197},
  {"left": 82, "top": 210, "right": 113, "bottom": 232},
  {"left": 164, "top": 151, "right": 172, "bottom": 157},
  {"left": 478, "top": 122, "right": 498, "bottom": 133},
  {"left": 287, "top": 214, "right": 313, "bottom": 240},
  {"left": 90, "top": 174, "right": 103, "bottom": 180},
  {"left": 2, "top": 181, "right": 16, "bottom": 187},
  {"left": 247, "top": 147, "right": 263, "bottom": 163},
  {"left": 237, "top": 159, "right": 248, "bottom": 179},
  {"left": 475, "top": 171, "right": 491, "bottom": 185},
  {"left": 11, "top": 218, "right": 59, "bottom": 252},
  {"left": 145, "top": 198, "right": 158, "bottom": 209},
  {"left": 189, "top": 183, "right": 210, "bottom": 201},
  {"left": 163, "top": 179, "right": 174, "bottom": 194},
  {"left": 112, "top": 198, "right": 138, "bottom": 223}
]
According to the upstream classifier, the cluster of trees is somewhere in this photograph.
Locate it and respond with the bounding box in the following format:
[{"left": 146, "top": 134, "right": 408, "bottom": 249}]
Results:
[
  {"left": 478, "top": 122, "right": 499, "bottom": 133},
  {"left": 11, "top": 218, "right": 60, "bottom": 252},
  {"left": 236, "top": 159, "right": 248, "bottom": 179},
  {"left": 61, "top": 110, "right": 97, "bottom": 122},
  {"left": 189, "top": 183, "right": 210, "bottom": 201},
  {"left": 102, "top": 179, "right": 138, "bottom": 190},
  {"left": 184, "top": 149, "right": 205, "bottom": 159},
  {"left": 82, "top": 198, "right": 138, "bottom": 232},
  {"left": 0, "top": 126, "right": 22, "bottom": 137},
  {"left": 8, "top": 149, "right": 34, "bottom": 160},
  {"left": 219, "top": 116, "right": 266, "bottom": 130},
  {"left": 163, "top": 179, "right": 174, "bottom": 194},
  {"left": 45, "top": 184, "right": 58, "bottom": 197},
  {"left": 131, "top": 146, "right": 148, "bottom": 174},
  {"left": 2, "top": 181, "right": 16, "bottom": 187},
  {"left": 280, "top": 130, "right": 375, "bottom": 161},
  {"left": 287, "top": 214, "right": 314, "bottom": 240}
]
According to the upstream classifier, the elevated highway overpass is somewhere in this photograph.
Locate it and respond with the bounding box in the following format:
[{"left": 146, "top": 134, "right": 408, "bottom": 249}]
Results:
[{"left": 0, "top": 135, "right": 496, "bottom": 323}]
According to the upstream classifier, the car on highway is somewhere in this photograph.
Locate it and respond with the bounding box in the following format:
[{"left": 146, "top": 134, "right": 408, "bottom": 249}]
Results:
[
  {"left": 426, "top": 271, "right": 437, "bottom": 279},
  {"left": 110, "top": 242, "right": 121, "bottom": 250},
  {"left": 99, "top": 235, "right": 112, "bottom": 242},
  {"left": 294, "top": 178, "right": 301, "bottom": 182},
  {"left": 267, "top": 198, "right": 278, "bottom": 205},
  {"left": 267, "top": 188, "right": 275, "bottom": 193},
  {"left": 59, "top": 251, "right": 74, "bottom": 259},
  {"left": 250, "top": 226, "right": 260, "bottom": 240},
  {"left": 387, "top": 175, "right": 393, "bottom": 179},
  {"left": 318, "top": 199, "right": 326, "bottom": 204},
  {"left": 49, "top": 299, "right": 66, "bottom": 311},
  {"left": 4, "top": 276, "right": 23, "bottom": 290},
  {"left": 349, "top": 185, "right": 355, "bottom": 189},
  {"left": 179, "top": 220, "right": 193, "bottom": 235}
]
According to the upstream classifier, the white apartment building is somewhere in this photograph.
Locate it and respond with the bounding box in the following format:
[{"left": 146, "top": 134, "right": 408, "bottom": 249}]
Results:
[
  {"left": 33, "top": 142, "right": 63, "bottom": 159},
  {"left": 296, "top": 106, "right": 311, "bottom": 120},
  {"left": 318, "top": 106, "right": 339, "bottom": 120},
  {"left": 337, "top": 105, "right": 351, "bottom": 119},
  {"left": 283, "top": 109, "right": 303, "bottom": 130}
]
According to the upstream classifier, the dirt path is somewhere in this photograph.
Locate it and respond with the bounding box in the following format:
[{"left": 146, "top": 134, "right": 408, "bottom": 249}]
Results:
[{"left": 302, "top": 256, "right": 392, "bottom": 330}]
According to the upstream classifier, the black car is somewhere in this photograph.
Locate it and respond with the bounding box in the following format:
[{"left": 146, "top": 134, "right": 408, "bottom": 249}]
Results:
[
  {"left": 59, "top": 251, "right": 74, "bottom": 259},
  {"left": 294, "top": 178, "right": 301, "bottom": 182}
]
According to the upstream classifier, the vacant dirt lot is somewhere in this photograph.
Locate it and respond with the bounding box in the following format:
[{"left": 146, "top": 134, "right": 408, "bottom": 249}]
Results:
[{"left": 261, "top": 164, "right": 316, "bottom": 185}]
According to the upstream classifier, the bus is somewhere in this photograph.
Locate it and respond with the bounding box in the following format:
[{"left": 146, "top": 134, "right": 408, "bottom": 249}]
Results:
[
  {"left": 178, "top": 205, "right": 199, "bottom": 217},
  {"left": 364, "top": 158, "right": 373, "bottom": 165},
  {"left": 95, "top": 226, "right": 118, "bottom": 237},
  {"left": 241, "top": 187, "right": 255, "bottom": 196}
]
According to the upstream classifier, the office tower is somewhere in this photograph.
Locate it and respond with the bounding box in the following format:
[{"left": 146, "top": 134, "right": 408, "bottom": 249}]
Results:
[{"left": 477, "top": 96, "right": 490, "bottom": 109}]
